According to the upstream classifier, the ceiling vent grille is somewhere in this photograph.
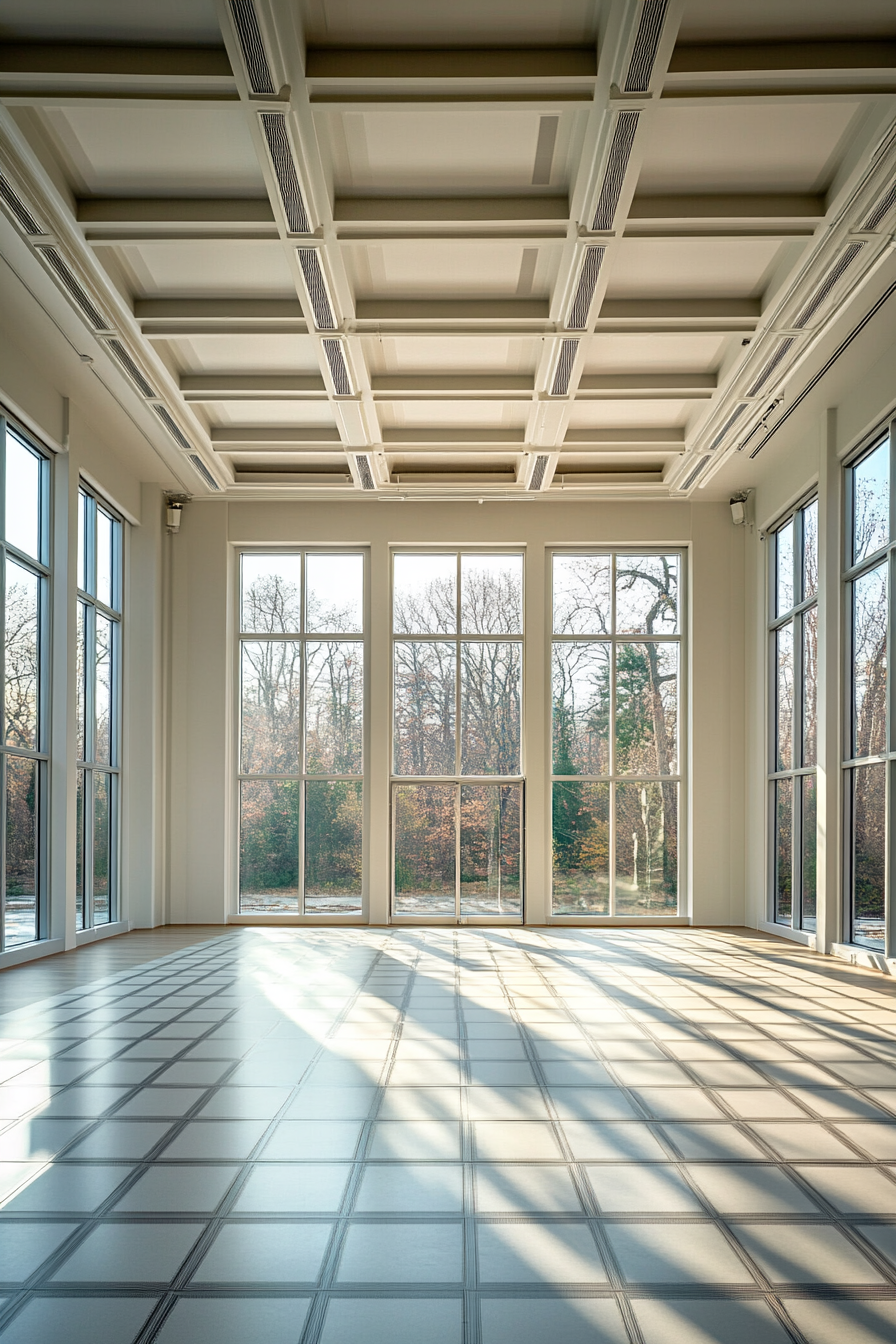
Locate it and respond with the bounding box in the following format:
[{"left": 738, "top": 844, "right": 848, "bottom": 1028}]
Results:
[
  {"left": 297, "top": 248, "right": 336, "bottom": 329},
  {"left": 189, "top": 454, "right": 222, "bottom": 490},
  {"left": 323, "top": 338, "right": 352, "bottom": 395},
  {"left": 354, "top": 454, "right": 376, "bottom": 490},
  {"left": 153, "top": 405, "right": 192, "bottom": 452},
  {"left": 592, "top": 112, "right": 639, "bottom": 231},
  {"left": 551, "top": 338, "right": 580, "bottom": 396},
  {"left": 624, "top": 0, "right": 669, "bottom": 93},
  {"left": 105, "top": 339, "right": 157, "bottom": 399},
  {"left": 746, "top": 337, "right": 796, "bottom": 398},
  {"left": 0, "top": 171, "right": 41, "bottom": 234},
  {"left": 528, "top": 454, "right": 550, "bottom": 490},
  {"left": 681, "top": 455, "right": 710, "bottom": 490},
  {"left": 229, "top": 0, "right": 275, "bottom": 95},
  {"left": 862, "top": 181, "right": 896, "bottom": 232},
  {"left": 259, "top": 112, "right": 310, "bottom": 233},
  {"left": 34, "top": 246, "right": 109, "bottom": 331},
  {"left": 792, "top": 242, "right": 864, "bottom": 329},
  {"left": 708, "top": 402, "right": 748, "bottom": 452},
  {"left": 567, "top": 246, "right": 606, "bottom": 330}
]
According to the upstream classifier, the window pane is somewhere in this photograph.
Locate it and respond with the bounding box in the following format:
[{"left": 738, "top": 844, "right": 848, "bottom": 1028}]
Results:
[
  {"left": 241, "top": 555, "right": 302, "bottom": 633},
  {"left": 460, "top": 784, "right": 521, "bottom": 915},
  {"left": 553, "top": 554, "right": 611, "bottom": 635},
  {"left": 552, "top": 642, "right": 610, "bottom": 776},
  {"left": 5, "top": 433, "right": 40, "bottom": 561},
  {"left": 240, "top": 641, "right": 301, "bottom": 774},
  {"left": 852, "top": 564, "right": 887, "bottom": 759},
  {"left": 775, "top": 520, "right": 794, "bottom": 617},
  {"left": 460, "top": 554, "right": 522, "bottom": 634},
  {"left": 305, "top": 553, "right": 363, "bottom": 634},
  {"left": 305, "top": 641, "right": 363, "bottom": 774},
  {"left": 94, "top": 614, "right": 113, "bottom": 766},
  {"left": 615, "top": 643, "right": 678, "bottom": 775},
  {"left": 5, "top": 755, "right": 37, "bottom": 947},
  {"left": 801, "top": 774, "right": 817, "bottom": 932},
  {"left": 615, "top": 555, "right": 678, "bottom": 635},
  {"left": 239, "top": 779, "right": 299, "bottom": 913},
  {"left": 852, "top": 440, "right": 889, "bottom": 565},
  {"left": 304, "top": 779, "right": 362, "bottom": 913},
  {"left": 393, "top": 554, "right": 456, "bottom": 634},
  {"left": 93, "top": 772, "right": 111, "bottom": 925},
  {"left": 76, "top": 601, "right": 86, "bottom": 762},
  {"left": 393, "top": 641, "right": 456, "bottom": 775},
  {"left": 75, "top": 768, "right": 85, "bottom": 932},
  {"left": 394, "top": 783, "right": 455, "bottom": 914},
  {"left": 96, "top": 509, "right": 113, "bottom": 608},
  {"left": 77, "top": 490, "right": 87, "bottom": 592},
  {"left": 4, "top": 560, "right": 39, "bottom": 750},
  {"left": 615, "top": 780, "right": 678, "bottom": 914},
  {"left": 802, "top": 607, "right": 817, "bottom": 768},
  {"left": 552, "top": 781, "right": 609, "bottom": 915},
  {"left": 775, "top": 622, "right": 794, "bottom": 772},
  {"left": 774, "top": 777, "right": 792, "bottom": 924},
  {"left": 460, "top": 641, "right": 521, "bottom": 775},
  {"left": 851, "top": 763, "right": 886, "bottom": 950},
  {"left": 802, "top": 500, "right": 818, "bottom": 601}
]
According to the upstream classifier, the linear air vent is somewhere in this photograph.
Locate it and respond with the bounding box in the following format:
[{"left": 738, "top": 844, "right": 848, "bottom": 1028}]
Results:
[
  {"left": 528, "top": 454, "right": 550, "bottom": 491},
  {"left": 745, "top": 337, "right": 796, "bottom": 398},
  {"left": 323, "top": 338, "right": 352, "bottom": 395},
  {"left": 0, "top": 172, "right": 41, "bottom": 234},
  {"left": 259, "top": 112, "right": 310, "bottom": 233},
  {"left": 34, "top": 246, "right": 109, "bottom": 331},
  {"left": 354, "top": 454, "right": 376, "bottom": 490},
  {"left": 708, "top": 403, "right": 748, "bottom": 452},
  {"left": 297, "top": 248, "right": 336, "bottom": 329},
  {"left": 567, "top": 247, "right": 606, "bottom": 330},
  {"left": 153, "top": 405, "right": 192, "bottom": 452},
  {"left": 624, "top": 0, "right": 669, "bottom": 93},
  {"left": 551, "top": 338, "right": 580, "bottom": 396},
  {"left": 792, "top": 242, "right": 864, "bottom": 329},
  {"left": 105, "top": 339, "right": 157, "bottom": 399},
  {"left": 189, "top": 453, "right": 222, "bottom": 490},
  {"left": 862, "top": 181, "right": 896, "bottom": 232},
  {"left": 592, "top": 112, "right": 639, "bottom": 232},
  {"left": 229, "top": 0, "right": 275, "bottom": 95},
  {"left": 681, "top": 455, "right": 710, "bottom": 490}
]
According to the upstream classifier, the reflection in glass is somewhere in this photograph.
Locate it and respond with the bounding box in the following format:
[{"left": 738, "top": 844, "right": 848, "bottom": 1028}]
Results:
[
  {"left": 93, "top": 772, "right": 111, "bottom": 924},
  {"left": 803, "top": 500, "right": 818, "bottom": 601},
  {"left": 77, "top": 489, "right": 86, "bottom": 592},
  {"left": 553, "top": 554, "right": 612, "bottom": 636},
  {"left": 4, "top": 560, "right": 39, "bottom": 750},
  {"left": 851, "top": 763, "right": 885, "bottom": 950},
  {"left": 615, "top": 555, "right": 678, "bottom": 635},
  {"left": 305, "top": 642, "right": 363, "bottom": 774},
  {"left": 552, "top": 781, "right": 609, "bottom": 915},
  {"left": 95, "top": 614, "right": 113, "bottom": 766},
  {"left": 801, "top": 774, "right": 817, "bottom": 932},
  {"left": 239, "top": 779, "right": 299, "bottom": 913},
  {"left": 802, "top": 607, "right": 817, "bottom": 768},
  {"left": 393, "top": 641, "right": 456, "bottom": 775},
  {"left": 552, "top": 642, "right": 610, "bottom": 776},
  {"left": 775, "top": 778, "right": 792, "bottom": 924},
  {"left": 460, "top": 641, "right": 521, "bottom": 776},
  {"left": 460, "top": 784, "right": 521, "bottom": 915},
  {"left": 240, "top": 640, "right": 301, "bottom": 775},
  {"left": 460, "top": 554, "right": 522, "bottom": 634},
  {"left": 5, "top": 433, "right": 40, "bottom": 561},
  {"left": 75, "top": 768, "right": 85, "bottom": 932},
  {"left": 304, "top": 779, "right": 362, "bottom": 912},
  {"left": 393, "top": 554, "right": 456, "bottom": 634},
  {"left": 776, "top": 622, "right": 794, "bottom": 772},
  {"left": 76, "top": 601, "right": 86, "bottom": 762},
  {"left": 852, "top": 565, "right": 887, "bottom": 758},
  {"left": 241, "top": 554, "right": 303, "bottom": 633},
  {"left": 96, "top": 509, "right": 113, "bottom": 609},
  {"left": 5, "top": 755, "right": 37, "bottom": 946},
  {"left": 394, "top": 783, "right": 456, "bottom": 913},
  {"left": 305, "top": 553, "right": 363, "bottom": 633},
  {"left": 615, "top": 781, "right": 678, "bottom": 914},
  {"left": 852, "top": 440, "right": 889, "bottom": 566},
  {"left": 615, "top": 643, "right": 677, "bottom": 775},
  {"left": 776, "top": 519, "right": 794, "bottom": 617}
]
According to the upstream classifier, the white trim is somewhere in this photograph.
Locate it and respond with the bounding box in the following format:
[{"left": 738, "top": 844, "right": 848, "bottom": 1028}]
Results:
[
  {"left": 75, "top": 918, "right": 129, "bottom": 946},
  {"left": 830, "top": 940, "right": 896, "bottom": 975},
  {"left": 759, "top": 919, "right": 816, "bottom": 947},
  {"left": 0, "top": 936, "right": 64, "bottom": 969}
]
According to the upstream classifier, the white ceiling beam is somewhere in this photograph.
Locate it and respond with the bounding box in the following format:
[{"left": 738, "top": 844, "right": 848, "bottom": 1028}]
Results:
[
  {"left": 579, "top": 373, "right": 716, "bottom": 397},
  {"left": 625, "top": 192, "right": 824, "bottom": 236},
  {"left": 564, "top": 428, "right": 685, "bottom": 447},
  {"left": 335, "top": 197, "right": 569, "bottom": 227},
  {"left": 354, "top": 300, "right": 549, "bottom": 322},
  {"left": 211, "top": 427, "right": 341, "bottom": 450},
  {"left": 371, "top": 376, "right": 534, "bottom": 397},
  {"left": 180, "top": 374, "right": 325, "bottom": 400},
  {"left": 79, "top": 197, "right": 278, "bottom": 243},
  {"left": 0, "top": 42, "right": 237, "bottom": 101},
  {"left": 664, "top": 40, "right": 896, "bottom": 98}
]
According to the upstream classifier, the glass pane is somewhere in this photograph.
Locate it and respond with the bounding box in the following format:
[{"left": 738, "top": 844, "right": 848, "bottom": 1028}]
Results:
[
  {"left": 615, "top": 781, "right": 678, "bottom": 914},
  {"left": 93, "top": 772, "right": 111, "bottom": 925},
  {"left": 775, "top": 622, "right": 794, "bottom": 772},
  {"left": 801, "top": 774, "right": 817, "bottom": 933},
  {"left": 460, "top": 784, "right": 521, "bottom": 916},
  {"left": 5, "top": 754, "right": 37, "bottom": 947},
  {"left": 96, "top": 509, "right": 113, "bottom": 608},
  {"left": 304, "top": 779, "right": 362, "bottom": 913},
  {"left": 802, "top": 500, "right": 818, "bottom": 601},
  {"left": 460, "top": 641, "right": 521, "bottom": 775},
  {"left": 75, "top": 768, "right": 85, "bottom": 932},
  {"left": 305, "top": 553, "right": 363, "bottom": 633},
  {"left": 615, "top": 643, "right": 678, "bottom": 775},
  {"left": 552, "top": 642, "right": 610, "bottom": 776},
  {"left": 852, "top": 565, "right": 887, "bottom": 759},
  {"left": 460, "top": 554, "right": 523, "bottom": 634},
  {"left": 5, "top": 433, "right": 41, "bottom": 561},
  {"left": 615, "top": 555, "right": 678, "bottom": 635},
  {"left": 95, "top": 614, "right": 113, "bottom": 766},
  {"left": 802, "top": 607, "right": 817, "bottom": 768},
  {"left": 553, "top": 554, "right": 611, "bottom": 635},
  {"left": 76, "top": 601, "right": 86, "bottom": 762},
  {"left": 240, "top": 641, "right": 301, "bottom": 775},
  {"left": 305, "top": 641, "right": 363, "bottom": 774},
  {"left": 852, "top": 440, "right": 889, "bottom": 566},
  {"left": 393, "top": 554, "right": 456, "bottom": 634},
  {"left": 775, "top": 520, "right": 794, "bottom": 617},
  {"left": 77, "top": 490, "right": 87, "bottom": 592},
  {"left": 774, "top": 777, "right": 792, "bottom": 924},
  {"left": 851, "top": 763, "right": 886, "bottom": 950},
  {"left": 393, "top": 641, "right": 456, "bottom": 775},
  {"left": 239, "top": 779, "right": 299, "bottom": 913},
  {"left": 394, "top": 783, "right": 456, "bottom": 914},
  {"left": 241, "top": 554, "right": 303, "bottom": 633},
  {"left": 4, "top": 560, "right": 39, "bottom": 750},
  {"left": 552, "top": 781, "right": 609, "bottom": 915}
]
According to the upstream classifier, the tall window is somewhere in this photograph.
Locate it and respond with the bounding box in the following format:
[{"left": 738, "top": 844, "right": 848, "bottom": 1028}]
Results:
[
  {"left": 551, "top": 552, "right": 681, "bottom": 916},
  {"left": 1, "top": 421, "right": 49, "bottom": 950},
  {"left": 845, "top": 436, "right": 890, "bottom": 951},
  {"left": 238, "top": 552, "right": 364, "bottom": 914},
  {"left": 76, "top": 487, "right": 123, "bottom": 930},
  {"left": 769, "top": 499, "right": 818, "bottom": 931},
  {"left": 392, "top": 552, "right": 523, "bottom": 919}
]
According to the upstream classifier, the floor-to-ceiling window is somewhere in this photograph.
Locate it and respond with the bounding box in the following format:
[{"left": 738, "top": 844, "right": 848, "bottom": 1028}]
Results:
[
  {"left": 1, "top": 419, "right": 50, "bottom": 950},
  {"left": 238, "top": 551, "right": 365, "bottom": 915},
  {"left": 768, "top": 498, "right": 818, "bottom": 932},
  {"left": 391, "top": 551, "right": 523, "bottom": 920},
  {"left": 551, "top": 551, "right": 681, "bottom": 917}
]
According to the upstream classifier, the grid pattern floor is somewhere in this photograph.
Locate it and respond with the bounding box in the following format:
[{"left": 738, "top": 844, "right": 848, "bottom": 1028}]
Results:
[{"left": 1, "top": 927, "right": 896, "bottom": 1341}]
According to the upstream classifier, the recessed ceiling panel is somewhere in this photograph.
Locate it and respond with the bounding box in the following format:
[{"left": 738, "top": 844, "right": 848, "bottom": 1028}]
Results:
[
  {"left": 378, "top": 401, "right": 528, "bottom": 429},
  {"left": 0, "top": 0, "right": 220, "bottom": 41},
  {"left": 680, "top": 0, "right": 896, "bottom": 40},
  {"left": 165, "top": 335, "right": 322, "bottom": 375},
  {"left": 585, "top": 333, "right": 728, "bottom": 374},
  {"left": 364, "top": 336, "right": 541, "bottom": 375},
  {"left": 112, "top": 242, "right": 296, "bottom": 298},
  {"left": 344, "top": 240, "right": 558, "bottom": 300},
  {"left": 606, "top": 237, "right": 783, "bottom": 300},
  {"left": 207, "top": 402, "right": 337, "bottom": 428},
  {"left": 567, "top": 400, "right": 691, "bottom": 428},
  {"left": 302, "top": 0, "right": 597, "bottom": 45}
]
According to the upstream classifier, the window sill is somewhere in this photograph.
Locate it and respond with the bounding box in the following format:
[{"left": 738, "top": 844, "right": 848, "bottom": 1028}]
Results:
[
  {"left": 830, "top": 942, "right": 896, "bottom": 976},
  {"left": 759, "top": 920, "right": 816, "bottom": 948},
  {"left": 75, "top": 920, "right": 129, "bottom": 946},
  {"left": 0, "top": 937, "right": 65, "bottom": 970}
]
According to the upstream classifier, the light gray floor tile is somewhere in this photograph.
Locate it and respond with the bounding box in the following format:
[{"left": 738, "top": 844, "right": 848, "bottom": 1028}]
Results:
[
  {"left": 466, "top": 1040, "right": 527, "bottom": 1060},
  {"left": 480, "top": 1297, "right": 628, "bottom": 1344},
  {"left": 787, "top": 1088, "right": 887, "bottom": 1120},
  {"left": 476, "top": 1221, "right": 608, "bottom": 1283},
  {"left": 233, "top": 1163, "right": 349, "bottom": 1212},
  {"left": 853, "top": 1224, "right": 896, "bottom": 1269},
  {"left": 1, "top": 1163, "right": 133, "bottom": 1212},
  {"left": 473, "top": 1121, "right": 561, "bottom": 1159},
  {"left": 0, "top": 1117, "right": 90, "bottom": 1161},
  {"left": 798, "top": 1164, "right": 896, "bottom": 1213},
  {"left": 747, "top": 1122, "right": 858, "bottom": 1159},
  {"left": 355, "top": 1162, "right": 463, "bottom": 1211},
  {"left": 30, "top": 1086, "right": 129, "bottom": 1117},
  {"left": 196, "top": 1086, "right": 292, "bottom": 1119},
  {"left": 112, "top": 1164, "right": 239, "bottom": 1212},
  {"left": 732, "top": 1224, "right": 886, "bottom": 1284},
  {"left": 368, "top": 1120, "right": 461, "bottom": 1160},
  {"left": 475, "top": 1164, "right": 583, "bottom": 1212},
  {"left": 550, "top": 1089, "right": 640, "bottom": 1120},
  {"left": 154, "top": 1297, "right": 311, "bottom": 1344},
  {"left": 319, "top": 1297, "right": 462, "bottom": 1344},
  {"left": 153, "top": 1061, "right": 232, "bottom": 1085},
  {"left": 633, "top": 1298, "right": 794, "bottom": 1344},
  {"left": 336, "top": 1221, "right": 464, "bottom": 1282},
  {"left": 51, "top": 1221, "right": 204, "bottom": 1282},
  {"left": 159, "top": 1119, "right": 269, "bottom": 1158},
  {"left": 377, "top": 1088, "right": 463, "bottom": 1120},
  {"left": 605, "top": 1222, "right": 755, "bottom": 1283},
  {"left": 685, "top": 1163, "right": 817, "bottom": 1213},
  {"left": 465, "top": 1088, "right": 549, "bottom": 1120},
  {"left": 260, "top": 1119, "right": 363, "bottom": 1160},
  {"left": 388, "top": 1061, "right": 463, "bottom": 1087},
  {"left": 285, "top": 1087, "right": 376, "bottom": 1119},
  {"left": 561, "top": 1121, "right": 668, "bottom": 1160},
  {"left": 192, "top": 1221, "right": 331, "bottom": 1282},
  {"left": 540, "top": 1062, "right": 615, "bottom": 1086},
  {"left": 784, "top": 1300, "right": 896, "bottom": 1344},
  {"left": 588, "top": 1163, "right": 702, "bottom": 1212},
  {"left": 631, "top": 1089, "right": 725, "bottom": 1120},
  {"left": 65, "top": 1121, "right": 172, "bottom": 1158},
  {"left": 0, "top": 1220, "right": 80, "bottom": 1282},
  {"left": 657, "top": 1122, "right": 766, "bottom": 1159},
  {"left": 0, "top": 1296, "right": 157, "bottom": 1344},
  {"left": 713, "top": 1090, "right": 807, "bottom": 1119},
  {"left": 116, "top": 1088, "right": 208, "bottom": 1118}
]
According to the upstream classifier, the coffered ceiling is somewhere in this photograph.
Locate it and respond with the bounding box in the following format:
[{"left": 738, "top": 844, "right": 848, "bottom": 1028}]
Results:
[{"left": 1, "top": 0, "right": 895, "bottom": 499}]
